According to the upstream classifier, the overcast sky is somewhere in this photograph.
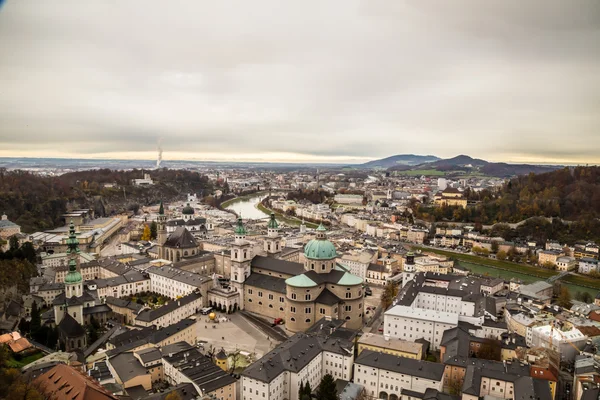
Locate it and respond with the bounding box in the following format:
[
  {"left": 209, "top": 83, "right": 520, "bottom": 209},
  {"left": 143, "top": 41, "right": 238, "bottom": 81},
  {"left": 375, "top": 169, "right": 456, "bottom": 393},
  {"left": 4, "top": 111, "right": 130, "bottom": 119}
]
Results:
[{"left": 1, "top": 1, "right": 599, "bottom": 164}]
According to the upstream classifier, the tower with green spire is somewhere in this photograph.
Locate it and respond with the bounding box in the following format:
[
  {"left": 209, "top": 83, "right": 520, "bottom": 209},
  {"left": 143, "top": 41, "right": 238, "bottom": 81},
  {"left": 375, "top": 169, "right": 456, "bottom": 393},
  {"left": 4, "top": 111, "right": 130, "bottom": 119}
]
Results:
[
  {"left": 157, "top": 200, "right": 167, "bottom": 258},
  {"left": 265, "top": 213, "right": 281, "bottom": 257},
  {"left": 231, "top": 217, "right": 251, "bottom": 286},
  {"left": 64, "top": 220, "right": 83, "bottom": 298}
]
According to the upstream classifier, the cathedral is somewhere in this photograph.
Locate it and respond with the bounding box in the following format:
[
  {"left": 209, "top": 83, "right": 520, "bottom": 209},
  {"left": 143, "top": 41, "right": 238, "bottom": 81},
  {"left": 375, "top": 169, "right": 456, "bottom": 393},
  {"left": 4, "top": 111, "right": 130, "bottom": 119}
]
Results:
[
  {"left": 212, "top": 213, "right": 366, "bottom": 332},
  {"left": 157, "top": 202, "right": 202, "bottom": 262}
]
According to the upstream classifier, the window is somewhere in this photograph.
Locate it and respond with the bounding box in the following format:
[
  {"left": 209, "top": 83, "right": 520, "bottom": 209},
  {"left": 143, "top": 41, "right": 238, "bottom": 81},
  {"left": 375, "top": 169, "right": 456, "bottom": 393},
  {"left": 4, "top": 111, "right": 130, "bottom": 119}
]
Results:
[
  {"left": 305, "top": 294, "right": 311, "bottom": 301},
  {"left": 258, "top": 291, "right": 263, "bottom": 297},
  {"left": 322, "top": 264, "right": 326, "bottom": 271},
  {"left": 305, "top": 307, "right": 312, "bottom": 314},
  {"left": 248, "top": 289, "right": 253, "bottom": 294},
  {"left": 345, "top": 305, "right": 352, "bottom": 311},
  {"left": 345, "top": 292, "right": 352, "bottom": 299},
  {"left": 279, "top": 297, "right": 284, "bottom": 303},
  {"left": 290, "top": 307, "right": 296, "bottom": 313},
  {"left": 320, "top": 308, "right": 325, "bottom": 314},
  {"left": 291, "top": 293, "right": 297, "bottom": 300},
  {"left": 268, "top": 294, "right": 273, "bottom": 300}
]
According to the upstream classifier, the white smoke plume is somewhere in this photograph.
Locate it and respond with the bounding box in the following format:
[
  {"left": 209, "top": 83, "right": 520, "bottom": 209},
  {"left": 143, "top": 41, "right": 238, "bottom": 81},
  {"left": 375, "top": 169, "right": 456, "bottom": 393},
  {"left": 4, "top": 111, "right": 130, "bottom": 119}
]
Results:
[{"left": 156, "top": 137, "right": 163, "bottom": 168}]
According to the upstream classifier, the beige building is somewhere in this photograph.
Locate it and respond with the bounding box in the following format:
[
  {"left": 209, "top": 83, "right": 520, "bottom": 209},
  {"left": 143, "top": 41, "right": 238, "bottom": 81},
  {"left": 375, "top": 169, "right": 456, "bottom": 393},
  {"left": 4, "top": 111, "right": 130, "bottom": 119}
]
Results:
[
  {"left": 434, "top": 188, "right": 467, "bottom": 209},
  {"left": 357, "top": 333, "right": 424, "bottom": 360}
]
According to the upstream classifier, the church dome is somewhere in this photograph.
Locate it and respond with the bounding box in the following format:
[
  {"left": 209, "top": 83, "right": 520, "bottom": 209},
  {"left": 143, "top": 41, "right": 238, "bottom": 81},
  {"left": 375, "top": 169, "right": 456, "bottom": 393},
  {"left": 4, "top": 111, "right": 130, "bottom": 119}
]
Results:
[
  {"left": 304, "top": 223, "right": 337, "bottom": 260},
  {"left": 267, "top": 213, "right": 278, "bottom": 229},
  {"left": 65, "top": 260, "right": 82, "bottom": 284},
  {"left": 182, "top": 203, "right": 195, "bottom": 215}
]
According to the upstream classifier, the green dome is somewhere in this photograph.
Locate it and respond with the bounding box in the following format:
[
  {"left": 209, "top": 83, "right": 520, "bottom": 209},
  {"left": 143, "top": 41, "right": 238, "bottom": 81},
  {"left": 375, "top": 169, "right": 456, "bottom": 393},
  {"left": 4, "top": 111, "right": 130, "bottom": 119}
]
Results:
[
  {"left": 65, "top": 260, "right": 82, "bottom": 284},
  {"left": 234, "top": 218, "right": 247, "bottom": 235},
  {"left": 267, "top": 213, "right": 278, "bottom": 229},
  {"left": 285, "top": 274, "right": 318, "bottom": 288},
  {"left": 65, "top": 270, "right": 82, "bottom": 284},
  {"left": 304, "top": 239, "right": 337, "bottom": 260},
  {"left": 182, "top": 203, "right": 194, "bottom": 215}
]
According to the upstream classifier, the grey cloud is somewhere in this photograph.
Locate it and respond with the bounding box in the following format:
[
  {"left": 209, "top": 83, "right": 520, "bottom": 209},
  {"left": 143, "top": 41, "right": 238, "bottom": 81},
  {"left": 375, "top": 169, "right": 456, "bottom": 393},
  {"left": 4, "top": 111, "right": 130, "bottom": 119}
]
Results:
[{"left": 0, "top": 0, "right": 599, "bottom": 163}]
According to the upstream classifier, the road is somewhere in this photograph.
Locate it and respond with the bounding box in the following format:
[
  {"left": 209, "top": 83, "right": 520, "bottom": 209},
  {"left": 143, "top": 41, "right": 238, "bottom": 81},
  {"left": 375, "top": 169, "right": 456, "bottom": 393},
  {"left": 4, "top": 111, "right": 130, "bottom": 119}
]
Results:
[{"left": 239, "top": 311, "right": 289, "bottom": 342}]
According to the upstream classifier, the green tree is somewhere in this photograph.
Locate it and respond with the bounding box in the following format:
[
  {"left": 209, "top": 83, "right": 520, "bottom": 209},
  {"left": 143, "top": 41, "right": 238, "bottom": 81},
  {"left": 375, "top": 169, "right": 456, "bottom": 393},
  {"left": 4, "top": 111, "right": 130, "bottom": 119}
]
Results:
[
  {"left": 476, "top": 339, "right": 502, "bottom": 361},
  {"left": 557, "top": 287, "right": 572, "bottom": 309},
  {"left": 150, "top": 221, "right": 157, "bottom": 239},
  {"left": 316, "top": 374, "right": 337, "bottom": 400},
  {"left": 491, "top": 241, "right": 499, "bottom": 253},
  {"left": 8, "top": 236, "right": 19, "bottom": 252},
  {"left": 29, "top": 301, "right": 41, "bottom": 334},
  {"left": 299, "top": 381, "right": 305, "bottom": 400}
]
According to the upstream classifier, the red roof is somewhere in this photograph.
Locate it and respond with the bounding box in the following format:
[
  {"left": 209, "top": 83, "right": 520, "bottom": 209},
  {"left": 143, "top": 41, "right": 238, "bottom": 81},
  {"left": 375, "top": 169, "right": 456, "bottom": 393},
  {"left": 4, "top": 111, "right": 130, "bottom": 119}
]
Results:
[{"left": 34, "top": 364, "right": 118, "bottom": 400}]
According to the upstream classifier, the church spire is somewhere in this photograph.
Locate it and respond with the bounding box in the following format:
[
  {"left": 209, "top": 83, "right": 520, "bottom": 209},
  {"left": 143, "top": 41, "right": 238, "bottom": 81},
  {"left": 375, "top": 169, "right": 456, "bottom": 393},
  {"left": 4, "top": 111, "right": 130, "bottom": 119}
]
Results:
[{"left": 159, "top": 200, "right": 164, "bottom": 215}]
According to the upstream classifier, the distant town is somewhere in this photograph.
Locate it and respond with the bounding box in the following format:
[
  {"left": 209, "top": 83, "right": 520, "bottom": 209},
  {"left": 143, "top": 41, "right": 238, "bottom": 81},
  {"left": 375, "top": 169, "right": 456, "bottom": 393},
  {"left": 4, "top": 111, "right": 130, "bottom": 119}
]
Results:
[{"left": 0, "top": 157, "right": 599, "bottom": 400}]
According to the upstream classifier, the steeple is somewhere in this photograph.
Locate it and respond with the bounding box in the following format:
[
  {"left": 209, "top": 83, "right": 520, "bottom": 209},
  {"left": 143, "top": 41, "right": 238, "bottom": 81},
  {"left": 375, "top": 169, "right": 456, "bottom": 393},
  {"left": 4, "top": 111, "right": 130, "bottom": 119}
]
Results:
[
  {"left": 64, "top": 220, "right": 83, "bottom": 291},
  {"left": 234, "top": 217, "right": 247, "bottom": 236},
  {"left": 66, "top": 220, "right": 80, "bottom": 256},
  {"left": 265, "top": 213, "right": 281, "bottom": 256},
  {"left": 159, "top": 200, "right": 164, "bottom": 215}
]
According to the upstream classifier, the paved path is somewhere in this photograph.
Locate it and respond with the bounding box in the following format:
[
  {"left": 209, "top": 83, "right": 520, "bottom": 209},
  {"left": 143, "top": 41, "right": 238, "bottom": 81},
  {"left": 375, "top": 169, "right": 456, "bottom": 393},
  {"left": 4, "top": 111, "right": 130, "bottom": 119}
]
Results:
[{"left": 239, "top": 311, "right": 288, "bottom": 342}]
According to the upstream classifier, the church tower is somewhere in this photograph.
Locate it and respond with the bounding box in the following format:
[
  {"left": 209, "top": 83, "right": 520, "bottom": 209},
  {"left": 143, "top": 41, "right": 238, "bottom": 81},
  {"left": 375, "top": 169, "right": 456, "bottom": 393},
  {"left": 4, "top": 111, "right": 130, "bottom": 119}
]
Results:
[
  {"left": 157, "top": 201, "right": 167, "bottom": 259},
  {"left": 230, "top": 218, "right": 252, "bottom": 308},
  {"left": 402, "top": 252, "right": 416, "bottom": 287},
  {"left": 264, "top": 213, "right": 281, "bottom": 257},
  {"left": 64, "top": 220, "right": 83, "bottom": 300}
]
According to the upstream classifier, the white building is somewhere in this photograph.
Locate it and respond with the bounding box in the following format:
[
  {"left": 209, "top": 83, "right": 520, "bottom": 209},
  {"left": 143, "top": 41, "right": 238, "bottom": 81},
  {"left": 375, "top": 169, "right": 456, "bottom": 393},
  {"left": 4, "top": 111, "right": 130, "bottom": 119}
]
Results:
[
  {"left": 354, "top": 350, "right": 444, "bottom": 400},
  {"left": 241, "top": 323, "right": 355, "bottom": 400},
  {"left": 337, "top": 251, "right": 376, "bottom": 280},
  {"left": 384, "top": 305, "right": 458, "bottom": 350},
  {"left": 132, "top": 173, "right": 154, "bottom": 186},
  {"left": 578, "top": 257, "right": 599, "bottom": 274},
  {"left": 334, "top": 194, "right": 363, "bottom": 205},
  {"left": 147, "top": 265, "right": 211, "bottom": 299},
  {"left": 530, "top": 324, "right": 587, "bottom": 362},
  {"left": 41, "top": 252, "right": 96, "bottom": 268}
]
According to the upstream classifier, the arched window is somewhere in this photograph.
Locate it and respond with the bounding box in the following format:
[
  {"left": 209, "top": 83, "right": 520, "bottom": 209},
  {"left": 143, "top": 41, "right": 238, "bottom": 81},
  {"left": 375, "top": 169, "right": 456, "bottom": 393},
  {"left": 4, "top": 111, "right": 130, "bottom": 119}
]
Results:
[
  {"left": 305, "top": 319, "right": 311, "bottom": 323},
  {"left": 290, "top": 317, "right": 296, "bottom": 322}
]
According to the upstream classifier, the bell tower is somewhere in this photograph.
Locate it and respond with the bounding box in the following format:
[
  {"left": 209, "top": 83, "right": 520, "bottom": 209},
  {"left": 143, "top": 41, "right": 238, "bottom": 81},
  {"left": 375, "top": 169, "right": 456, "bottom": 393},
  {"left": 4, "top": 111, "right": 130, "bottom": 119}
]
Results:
[
  {"left": 230, "top": 217, "right": 251, "bottom": 309},
  {"left": 264, "top": 213, "right": 281, "bottom": 257},
  {"left": 157, "top": 201, "right": 167, "bottom": 259}
]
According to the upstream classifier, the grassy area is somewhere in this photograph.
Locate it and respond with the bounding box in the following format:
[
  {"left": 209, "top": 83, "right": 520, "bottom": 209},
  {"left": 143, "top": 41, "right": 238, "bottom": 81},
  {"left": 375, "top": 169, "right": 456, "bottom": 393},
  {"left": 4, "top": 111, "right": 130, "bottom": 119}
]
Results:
[
  {"left": 414, "top": 246, "right": 600, "bottom": 291},
  {"left": 397, "top": 169, "right": 446, "bottom": 176},
  {"left": 5, "top": 351, "right": 45, "bottom": 368},
  {"left": 256, "top": 203, "right": 319, "bottom": 228},
  {"left": 412, "top": 246, "right": 556, "bottom": 279},
  {"left": 125, "top": 292, "right": 171, "bottom": 307},
  {"left": 562, "top": 274, "right": 600, "bottom": 291}
]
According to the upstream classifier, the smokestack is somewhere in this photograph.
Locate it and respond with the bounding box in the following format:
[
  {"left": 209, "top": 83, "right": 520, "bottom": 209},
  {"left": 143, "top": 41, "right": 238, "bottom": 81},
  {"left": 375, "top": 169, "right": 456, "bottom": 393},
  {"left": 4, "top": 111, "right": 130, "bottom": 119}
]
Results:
[{"left": 156, "top": 137, "right": 163, "bottom": 168}]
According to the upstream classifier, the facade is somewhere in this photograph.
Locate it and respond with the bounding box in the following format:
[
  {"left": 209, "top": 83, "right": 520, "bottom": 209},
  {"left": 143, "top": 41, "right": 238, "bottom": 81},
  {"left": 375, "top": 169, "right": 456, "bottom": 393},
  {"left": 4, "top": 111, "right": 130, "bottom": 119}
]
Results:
[
  {"left": 556, "top": 256, "right": 577, "bottom": 271},
  {"left": 337, "top": 251, "right": 375, "bottom": 280},
  {"left": 384, "top": 305, "right": 458, "bottom": 350},
  {"left": 434, "top": 188, "right": 467, "bottom": 208},
  {"left": 538, "top": 250, "right": 564, "bottom": 266},
  {"left": 147, "top": 265, "right": 212, "bottom": 299},
  {"left": 578, "top": 257, "right": 599, "bottom": 274},
  {"left": 354, "top": 350, "right": 444, "bottom": 400},
  {"left": 135, "top": 291, "right": 203, "bottom": 328},
  {"left": 241, "top": 321, "right": 356, "bottom": 400},
  {"left": 357, "top": 333, "right": 424, "bottom": 360}
]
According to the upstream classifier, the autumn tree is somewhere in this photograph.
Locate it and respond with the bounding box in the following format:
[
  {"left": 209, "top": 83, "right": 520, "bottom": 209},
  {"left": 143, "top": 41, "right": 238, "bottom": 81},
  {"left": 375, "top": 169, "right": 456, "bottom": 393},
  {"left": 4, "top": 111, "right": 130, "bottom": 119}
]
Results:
[
  {"left": 141, "top": 224, "right": 151, "bottom": 241},
  {"left": 496, "top": 250, "right": 508, "bottom": 261},
  {"left": 557, "top": 287, "right": 572, "bottom": 309},
  {"left": 165, "top": 391, "right": 182, "bottom": 400},
  {"left": 381, "top": 281, "right": 399, "bottom": 309}
]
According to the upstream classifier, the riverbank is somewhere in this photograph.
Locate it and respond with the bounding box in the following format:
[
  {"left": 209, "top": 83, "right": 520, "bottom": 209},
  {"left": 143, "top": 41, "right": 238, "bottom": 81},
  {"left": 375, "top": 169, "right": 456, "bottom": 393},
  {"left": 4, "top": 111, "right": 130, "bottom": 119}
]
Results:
[
  {"left": 256, "top": 202, "right": 319, "bottom": 229},
  {"left": 221, "top": 191, "right": 270, "bottom": 209},
  {"left": 413, "top": 246, "right": 600, "bottom": 291}
]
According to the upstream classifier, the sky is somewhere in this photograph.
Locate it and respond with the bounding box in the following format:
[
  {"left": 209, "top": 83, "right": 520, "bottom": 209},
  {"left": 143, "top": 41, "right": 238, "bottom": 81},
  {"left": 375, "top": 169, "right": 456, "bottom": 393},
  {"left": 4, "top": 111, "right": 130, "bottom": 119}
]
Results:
[{"left": 0, "top": 0, "right": 599, "bottom": 165}]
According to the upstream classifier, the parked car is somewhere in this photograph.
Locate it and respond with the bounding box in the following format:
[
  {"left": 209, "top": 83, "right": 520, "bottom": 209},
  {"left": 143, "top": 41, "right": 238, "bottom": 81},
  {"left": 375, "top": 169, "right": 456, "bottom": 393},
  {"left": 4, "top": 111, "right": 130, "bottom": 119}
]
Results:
[
  {"left": 364, "top": 286, "right": 373, "bottom": 296},
  {"left": 272, "top": 317, "right": 284, "bottom": 327}
]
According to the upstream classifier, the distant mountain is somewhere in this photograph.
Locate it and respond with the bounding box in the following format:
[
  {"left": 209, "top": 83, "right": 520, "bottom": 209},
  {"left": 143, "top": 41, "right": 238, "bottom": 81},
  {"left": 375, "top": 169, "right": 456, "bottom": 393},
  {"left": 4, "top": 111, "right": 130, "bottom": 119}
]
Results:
[
  {"left": 387, "top": 154, "right": 563, "bottom": 177},
  {"left": 357, "top": 154, "right": 440, "bottom": 169}
]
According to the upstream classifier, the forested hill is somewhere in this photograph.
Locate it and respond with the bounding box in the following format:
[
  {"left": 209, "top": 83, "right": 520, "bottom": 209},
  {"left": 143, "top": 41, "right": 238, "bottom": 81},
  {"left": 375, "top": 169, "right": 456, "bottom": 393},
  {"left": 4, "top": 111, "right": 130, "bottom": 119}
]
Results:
[
  {"left": 0, "top": 169, "right": 213, "bottom": 232},
  {"left": 414, "top": 166, "right": 600, "bottom": 242}
]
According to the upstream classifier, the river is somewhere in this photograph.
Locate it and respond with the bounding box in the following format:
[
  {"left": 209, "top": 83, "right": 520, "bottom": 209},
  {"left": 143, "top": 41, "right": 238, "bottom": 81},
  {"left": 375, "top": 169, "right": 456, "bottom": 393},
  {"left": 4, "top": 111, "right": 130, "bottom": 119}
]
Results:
[
  {"left": 458, "top": 261, "right": 596, "bottom": 298},
  {"left": 224, "top": 194, "right": 269, "bottom": 220}
]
